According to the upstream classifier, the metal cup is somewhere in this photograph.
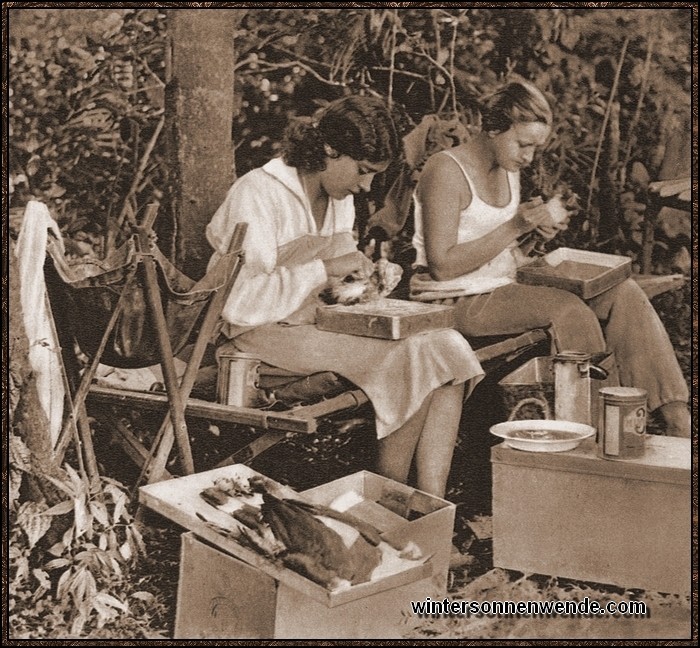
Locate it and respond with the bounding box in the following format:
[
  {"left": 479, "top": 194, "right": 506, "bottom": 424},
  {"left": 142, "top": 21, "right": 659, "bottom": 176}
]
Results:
[{"left": 216, "top": 351, "right": 263, "bottom": 407}]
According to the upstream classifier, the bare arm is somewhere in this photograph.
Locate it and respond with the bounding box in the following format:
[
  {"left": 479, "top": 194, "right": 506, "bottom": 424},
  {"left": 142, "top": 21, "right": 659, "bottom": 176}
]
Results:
[{"left": 418, "top": 154, "right": 553, "bottom": 281}]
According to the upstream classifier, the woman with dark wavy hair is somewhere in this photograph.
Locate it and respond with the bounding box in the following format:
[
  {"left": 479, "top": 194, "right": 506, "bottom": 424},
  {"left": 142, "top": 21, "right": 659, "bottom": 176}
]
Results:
[{"left": 207, "top": 96, "right": 484, "bottom": 497}]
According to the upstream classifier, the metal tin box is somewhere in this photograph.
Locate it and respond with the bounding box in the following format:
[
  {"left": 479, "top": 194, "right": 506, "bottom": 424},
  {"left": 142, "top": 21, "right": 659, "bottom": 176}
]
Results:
[{"left": 516, "top": 248, "right": 632, "bottom": 299}]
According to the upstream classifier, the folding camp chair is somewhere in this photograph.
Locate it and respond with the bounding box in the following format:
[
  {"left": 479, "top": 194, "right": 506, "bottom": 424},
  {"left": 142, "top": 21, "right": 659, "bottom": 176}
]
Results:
[{"left": 44, "top": 203, "right": 247, "bottom": 486}]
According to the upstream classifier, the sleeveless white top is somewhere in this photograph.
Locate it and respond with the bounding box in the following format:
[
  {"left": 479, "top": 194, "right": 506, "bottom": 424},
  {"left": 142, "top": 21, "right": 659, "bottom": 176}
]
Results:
[{"left": 411, "top": 149, "right": 521, "bottom": 299}]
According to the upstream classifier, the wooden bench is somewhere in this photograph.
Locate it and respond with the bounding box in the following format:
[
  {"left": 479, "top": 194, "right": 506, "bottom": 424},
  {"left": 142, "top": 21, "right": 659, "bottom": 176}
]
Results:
[{"left": 43, "top": 202, "right": 684, "bottom": 489}]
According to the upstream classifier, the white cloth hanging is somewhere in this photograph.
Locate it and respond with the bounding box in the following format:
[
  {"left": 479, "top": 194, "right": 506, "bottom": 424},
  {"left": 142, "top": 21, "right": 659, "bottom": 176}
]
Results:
[{"left": 15, "top": 201, "right": 65, "bottom": 449}]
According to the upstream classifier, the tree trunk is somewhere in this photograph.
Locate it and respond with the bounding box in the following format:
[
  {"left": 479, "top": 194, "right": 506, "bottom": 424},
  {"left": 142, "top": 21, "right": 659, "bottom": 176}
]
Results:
[{"left": 165, "top": 9, "right": 241, "bottom": 279}]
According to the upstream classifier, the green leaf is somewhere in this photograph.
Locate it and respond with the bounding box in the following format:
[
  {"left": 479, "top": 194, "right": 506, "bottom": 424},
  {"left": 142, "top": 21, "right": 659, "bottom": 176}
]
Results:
[
  {"left": 74, "top": 496, "right": 91, "bottom": 540},
  {"left": 32, "top": 568, "right": 51, "bottom": 590},
  {"left": 70, "top": 609, "right": 87, "bottom": 638},
  {"left": 9, "top": 434, "right": 32, "bottom": 472},
  {"left": 119, "top": 540, "right": 132, "bottom": 561},
  {"left": 44, "top": 558, "right": 71, "bottom": 571},
  {"left": 131, "top": 590, "right": 154, "bottom": 603},
  {"left": 9, "top": 470, "right": 22, "bottom": 510},
  {"left": 70, "top": 566, "right": 90, "bottom": 604},
  {"left": 65, "top": 463, "right": 87, "bottom": 495},
  {"left": 42, "top": 499, "right": 74, "bottom": 516},
  {"left": 56, "top": 566, "right": 73, "bottom": 600},
  {"left": 62, "top": 525, "right": 74, "bottom": 548},
  {"left": 45, "top": 474, "right": 76, "bottom": 499},
  {"left": 17, "top": 502, "right": 51, "bottom": 550},
  {"left": 129, "top": 523, "right": 146, "bottom": 554},
  {"left": 95, "top": 591, "right": 129, "bottom": 612},
  {"left": 89, "top": 500, "right": 110, "bottom": 527},
  {"left": 47, "top": 541, "right": 65, "bottom": 558},
  {"left": 25, "top": 155, "right": 42, "bottom": 177},
  {"left": 111, "top": 490, "right": 128, "bottom": 524}
]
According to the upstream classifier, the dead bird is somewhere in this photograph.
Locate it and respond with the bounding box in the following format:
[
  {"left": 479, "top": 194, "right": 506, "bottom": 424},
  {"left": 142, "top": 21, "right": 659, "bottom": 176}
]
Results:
[
  {"left": 259, "top": 491, "right": 382, "bottom": 590},
  {"left": 229, "top": 476, "right": 383, "bottom": 589},
  {"left": 319, "top": 259, "right": 403, "bottom": 306},
  {"left": 200, "top": 475, "right": 256, "bottom": 507}
]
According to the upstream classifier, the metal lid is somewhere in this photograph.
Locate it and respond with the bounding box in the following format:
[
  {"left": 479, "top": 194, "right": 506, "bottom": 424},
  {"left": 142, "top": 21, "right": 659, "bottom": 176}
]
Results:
[
  {"left": 554, "top": 350, "right": 591, "bottom": 362},
  {"left": 217, "top": 351, "right": 260, "bottom": 361},
  {"left": 599, "top": 386, "right": 647, "bottom": 401}
]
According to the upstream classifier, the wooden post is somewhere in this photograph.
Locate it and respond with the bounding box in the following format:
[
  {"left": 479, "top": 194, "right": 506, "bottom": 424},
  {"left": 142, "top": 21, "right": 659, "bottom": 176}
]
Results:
[{"left": 166, "top": 9, "right": 241, "bottom": 279}]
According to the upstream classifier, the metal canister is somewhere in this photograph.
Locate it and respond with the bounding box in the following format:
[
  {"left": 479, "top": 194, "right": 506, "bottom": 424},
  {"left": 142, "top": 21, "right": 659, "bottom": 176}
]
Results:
[
  {"left": 554, "top": 351, "right": 594, "bottom": 425},
  {"left": 216, "top": 351, "right": 263, "bottom": 407},
  {"left": 597, "top": 387, "right": 647, "bottom": 460}
]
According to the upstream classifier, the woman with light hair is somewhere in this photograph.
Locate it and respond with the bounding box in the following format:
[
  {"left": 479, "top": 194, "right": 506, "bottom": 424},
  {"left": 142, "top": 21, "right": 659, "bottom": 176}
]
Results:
[{"left": 411, "top": 80, "right": 690, "bottom": 437}]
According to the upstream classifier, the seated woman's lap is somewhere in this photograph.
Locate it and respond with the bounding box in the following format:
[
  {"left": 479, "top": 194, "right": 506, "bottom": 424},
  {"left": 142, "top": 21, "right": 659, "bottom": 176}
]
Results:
[{"left": 453, "top": 282, "right": 606, "bottom": 354}]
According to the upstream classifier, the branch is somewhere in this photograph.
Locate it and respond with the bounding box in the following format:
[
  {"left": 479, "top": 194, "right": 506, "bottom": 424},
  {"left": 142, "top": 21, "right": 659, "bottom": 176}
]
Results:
[
  {"left": 621, "top": 33, "right": 655, "bottom": 181},
  {"left": 254, "top": 60, "right": 346, "bottom": 88},
  {"left": 269, "top": 44, "right": 333, "bottom": 71},
  {"left": 387, "top": 9, "right": 398, "bottom": 109},
  {"left": 585, "top": 36, "right": 630, "bottom": 237},
  {"left": 448, "top": 13, "right": 461, "bottom": 115},
  {"left": 115, "top": 114, "right": 165, "bottom": 232},
  {"left": 372, "top": 66, "right": 427, "bottom": 81}
]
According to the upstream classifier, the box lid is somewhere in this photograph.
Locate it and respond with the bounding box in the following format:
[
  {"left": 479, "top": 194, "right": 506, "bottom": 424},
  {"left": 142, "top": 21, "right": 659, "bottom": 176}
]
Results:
[
  {"left": 140, "top": 465, "right": 433, "bottom": 607},
  {"left": 491, "top": 435, "right": 690, "bottom": 485}
]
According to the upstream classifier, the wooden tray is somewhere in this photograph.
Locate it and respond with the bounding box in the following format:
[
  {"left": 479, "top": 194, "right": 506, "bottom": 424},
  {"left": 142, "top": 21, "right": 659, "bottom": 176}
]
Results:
[
  {"left": 316, "top": 298, "right": 455, "bottom": 340},
  {"left": 139, "top": 465, "right": 434, "bottom": 607},
  {"left": 516, "top": 248, "right": 632, "bottom": 299}
]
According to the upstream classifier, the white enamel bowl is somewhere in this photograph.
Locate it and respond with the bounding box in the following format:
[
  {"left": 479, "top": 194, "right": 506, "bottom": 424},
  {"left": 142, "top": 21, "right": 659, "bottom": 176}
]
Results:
[{"left": 490, "top": 420, "right": 596, "bottom": 453}]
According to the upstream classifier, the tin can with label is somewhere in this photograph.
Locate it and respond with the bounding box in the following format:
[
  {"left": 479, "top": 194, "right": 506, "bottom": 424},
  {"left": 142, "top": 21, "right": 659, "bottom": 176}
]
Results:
[
  {"left": 597, "top": 387, "right": 647, "bottom": 460},
  {"left": 216, "top": 351, "right": 263, "bottom": 407}
]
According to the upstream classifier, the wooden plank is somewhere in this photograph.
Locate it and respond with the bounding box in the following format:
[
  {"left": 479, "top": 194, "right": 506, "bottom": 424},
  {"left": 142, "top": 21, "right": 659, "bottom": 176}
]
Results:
[
  {"left": 139, "top": 223, "right": 247, "bottom": 486},
  {"left": 214, "top": 430, "right": 288, "bottom": 468},
  {"left": 285, "top": 390, "right": 369, "bottom": 421},
  {"left": 101, "top": 413, "right": 173, "bottom": 480},
  {"left": 88, "top": 386, "right": 315, "bottom": 433}
]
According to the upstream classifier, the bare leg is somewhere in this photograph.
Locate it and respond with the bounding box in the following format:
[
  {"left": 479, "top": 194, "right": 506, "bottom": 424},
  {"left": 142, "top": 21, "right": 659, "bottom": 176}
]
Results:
[
  {"left": 376, "top": 394, "right": 430, "bottom": 486},
  {"left": 414, "top": 383, "right": 465, "bottom": 498}
]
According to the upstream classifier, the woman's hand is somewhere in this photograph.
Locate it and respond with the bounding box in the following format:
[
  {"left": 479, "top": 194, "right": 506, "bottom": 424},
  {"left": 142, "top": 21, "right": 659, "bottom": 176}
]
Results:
[
  {"left": 535, "top": 217, "right": 569, "bottom": 241},
  {"left": 323, "top": 251, "right": 375, "bottom": 279},
  {"left": 513, "top": 198, "right": 556, "bottom": 235}
]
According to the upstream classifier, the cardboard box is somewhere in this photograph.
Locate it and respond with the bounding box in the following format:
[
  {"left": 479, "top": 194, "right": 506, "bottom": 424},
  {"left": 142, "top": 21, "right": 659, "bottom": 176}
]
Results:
[
  {"left": 516, "top": 248, "right": 632, "bottom": 299},
  {"left": 141, "top": 467, "right": 455, "bottom": 638},
  {"left": 316, "top": 298, "right": 455, "bottom": 340},
  {"left": 491, "top": 435, "right": 691, "bottom": 595}
]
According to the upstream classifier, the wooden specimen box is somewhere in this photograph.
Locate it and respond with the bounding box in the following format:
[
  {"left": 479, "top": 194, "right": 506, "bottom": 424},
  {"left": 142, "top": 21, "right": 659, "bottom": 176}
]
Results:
[
  {"left": 516, "top": 248, "right": 632, "bottom": 299},
  {"left": 140, "top": 467, "right": 455, "bottom": 639},
  {"left": 316, "top": 298, "right": 455, "bottom": 340}
]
